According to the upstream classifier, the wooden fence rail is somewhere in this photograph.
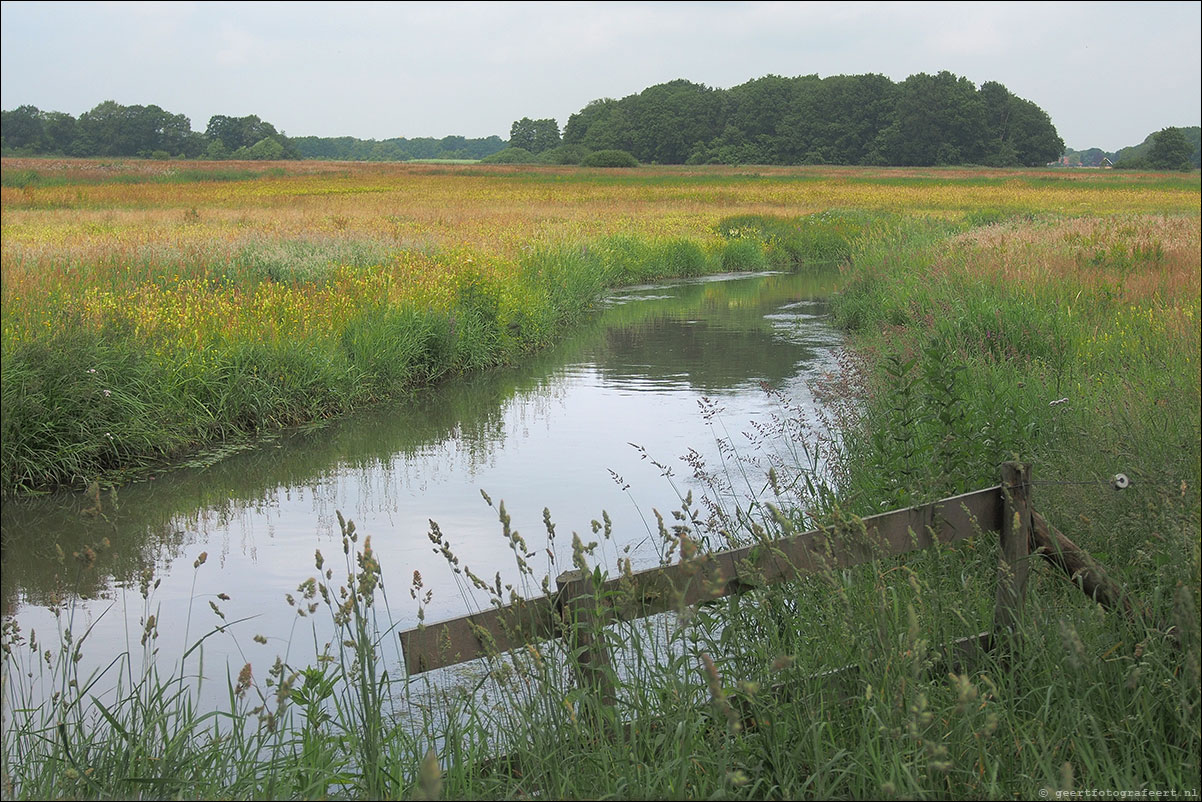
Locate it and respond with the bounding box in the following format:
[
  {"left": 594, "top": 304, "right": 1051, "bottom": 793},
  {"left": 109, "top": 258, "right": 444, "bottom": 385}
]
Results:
[{"left": 400, "top": 463, "right": 1033, "bottom": 680}]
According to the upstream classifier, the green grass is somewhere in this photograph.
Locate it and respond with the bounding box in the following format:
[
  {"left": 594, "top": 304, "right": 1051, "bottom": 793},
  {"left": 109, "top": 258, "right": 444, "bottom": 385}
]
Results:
[
  {"left": 0, "top": 232, "right": 794, "bottom": 494},
  {"left": 0, "top": 166, "right": 289, "bottom": 188},
  {"left": 3, "top": 212, "right": 1199, "bottom": 799}
]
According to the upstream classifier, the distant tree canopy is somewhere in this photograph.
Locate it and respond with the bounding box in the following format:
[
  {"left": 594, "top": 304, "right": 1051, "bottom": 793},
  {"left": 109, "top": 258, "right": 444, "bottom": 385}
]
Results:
[
  {"left": 0, "top": 101, "right": 298, "bottom": 160},
  {"left": 1111, "top": 126, "right": 1201, "bottom": 170},
  {"left": 563, "top": 71, "right": 1065, "bottom": 167},
  {"left": 0, "top": 101, "right": 512, "bottom": 163},
  {"left": 290, "top": 134, "right": 505, "bottom": 161},
  {"left": 204, "top": 114, "right": 300, "bottom": 159},
  {"left": 509, "top": 117, "right": 560, "bottom": 154},
  {"left": 23, "top": 74, "right": 1193, "bottom": 170},
  {"left": 1147, "top": 127, "right": 1196, "bottom": 171}
]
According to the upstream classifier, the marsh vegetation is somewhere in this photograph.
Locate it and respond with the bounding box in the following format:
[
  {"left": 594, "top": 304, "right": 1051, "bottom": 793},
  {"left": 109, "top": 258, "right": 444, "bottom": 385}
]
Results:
[{"left": 1, "top": 160, "right": 1198, "bottom": 799}]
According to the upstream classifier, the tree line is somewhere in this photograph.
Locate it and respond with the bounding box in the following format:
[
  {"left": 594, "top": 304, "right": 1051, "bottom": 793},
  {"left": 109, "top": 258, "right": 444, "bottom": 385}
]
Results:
[
  {"left": 554, "top": 72, "right": 1065, "bottom": 167},
  {"left": 1061, "top": 127, "right": 1199, "bottom": 170},
  {"left": 0, "top": 99, "right": 515, "bottom": 162},
  {"left": 0, "top": 101, "right": 304, "bottom": 160},
  {"left": 289, "top": 134, "right": 506, "bottom": 162},
  {"left": 0, "top": 71, "right": 1141, "bottom": 168}
]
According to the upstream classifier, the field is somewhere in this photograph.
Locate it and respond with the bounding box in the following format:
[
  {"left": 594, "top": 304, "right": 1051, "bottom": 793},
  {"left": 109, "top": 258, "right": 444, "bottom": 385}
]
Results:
[{"left": 1, "top": 158, "right": 1200, "bottom": 799}]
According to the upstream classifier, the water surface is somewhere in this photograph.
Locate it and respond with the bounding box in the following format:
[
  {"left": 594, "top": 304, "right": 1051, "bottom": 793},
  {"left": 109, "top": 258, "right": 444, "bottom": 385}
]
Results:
[{"left": 1, "top": 270, "right": 843, "bottom": 699}]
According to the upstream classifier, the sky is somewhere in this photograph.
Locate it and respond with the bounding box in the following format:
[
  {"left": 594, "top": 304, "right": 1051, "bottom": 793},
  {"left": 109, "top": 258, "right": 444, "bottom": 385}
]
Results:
[{"left": 1, "top": 1, "right": 1199, "bottom": 153}]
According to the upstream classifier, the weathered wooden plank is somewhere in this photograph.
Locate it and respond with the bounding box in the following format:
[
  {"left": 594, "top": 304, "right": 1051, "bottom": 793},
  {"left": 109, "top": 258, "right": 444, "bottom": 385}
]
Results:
[
  {"left": 590, "top": 485, "right": 1003, "bottom": 622},
  {"left": 400, "top": 486, "right": 1004, "bottom": 674},
  {"left": 400, "top": 596, "right": 559, "bottom": 674},
  {"left": 1030, "top": 510, "right": 1145, "bottom": 620}
]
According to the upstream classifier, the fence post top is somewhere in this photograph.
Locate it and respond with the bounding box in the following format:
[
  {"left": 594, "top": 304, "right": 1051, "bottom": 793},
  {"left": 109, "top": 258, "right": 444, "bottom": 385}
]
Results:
[
  {"left": 1001, "top": 461, "right": 1031, "bottom": 482},
  {"left": 556, "top": 569, "right": 587, "bottom": 586}
]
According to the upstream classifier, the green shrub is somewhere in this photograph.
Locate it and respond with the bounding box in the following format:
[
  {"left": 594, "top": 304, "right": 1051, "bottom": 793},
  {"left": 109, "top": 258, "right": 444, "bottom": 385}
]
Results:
[
  {"left": 535, "top": 144, "right": 591, "bottom": 165},
  {"left": 579, "top": 149, "right": 639, "bottom": 168},
  {"left": 719, "top": 237, "right": 768, "bottom": 272},
  {"left": 0, "top": 169, "right": 40, "bottom": 188}
]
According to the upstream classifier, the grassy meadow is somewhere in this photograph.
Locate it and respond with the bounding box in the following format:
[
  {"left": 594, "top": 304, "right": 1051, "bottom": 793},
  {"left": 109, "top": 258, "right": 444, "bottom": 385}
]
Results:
[{"left": 1, "top": 158, "right": 1200, "bottom": 799}]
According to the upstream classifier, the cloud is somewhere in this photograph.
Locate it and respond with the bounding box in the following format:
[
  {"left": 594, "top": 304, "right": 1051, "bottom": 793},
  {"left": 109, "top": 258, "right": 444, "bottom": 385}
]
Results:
[
  {"left": 215, "top": 24, "right": 269, "bottom": 67},
  {"left": 2, "top": 0, "right": 1198, "bottom": 150}
]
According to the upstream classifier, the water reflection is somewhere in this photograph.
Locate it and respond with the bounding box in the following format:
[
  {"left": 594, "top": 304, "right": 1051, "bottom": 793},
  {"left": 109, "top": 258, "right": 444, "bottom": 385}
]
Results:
[{"left": 1, "top": 269, "right": 842, "bottom": 696}]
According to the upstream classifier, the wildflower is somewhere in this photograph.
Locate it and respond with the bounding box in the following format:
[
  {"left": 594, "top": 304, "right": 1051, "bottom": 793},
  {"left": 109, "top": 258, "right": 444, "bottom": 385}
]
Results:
[
  {"left": 701, "top": 652, "right": 741, "bottom": 732},
  {"left": 141, "top": 615, "right": 157, "bottom": 646},
  {"left": 1058, "top": 618, "right": 1086, "bottom": 670},
  {"left": 235, "top": 663, "right": 253, "bottom": 697},
  {"left": 416, "top": 748, "right": 443, "bottom": 801}
]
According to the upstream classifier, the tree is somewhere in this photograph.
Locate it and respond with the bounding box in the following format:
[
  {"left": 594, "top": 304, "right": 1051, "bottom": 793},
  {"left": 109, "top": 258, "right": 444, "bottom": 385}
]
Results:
[
  {"left": 563, "top": 99, "right": 620, "bottom": 146},
  {"left": 41, "top": 111, "right": 79, "bottom": 154},
  {"left": 1148, "top": 127, "right": 1194, "bottom": 171},
  {"left": 234, "top": 137, "right": 286, "bottom": 160},
  {"left": 625, "top": 80, "right": 722, "bottom": 164},
  {"left": 725, "top": 75, "right": 801, "bottom": 136},
  {"left": 779, "top": 74, "right": 895, "bottom": 165},
  {"left": 979, "top": 81, "right": 1063, "bottom": 166},
  {"left": 509, "top": 118, "right": 560, "bottom": 154},
  {"left": 73, "top": 101, "right": 199, "bottom": 157},
  {"left": 205, "top": 114, "right": 298, "bottom": 158},
  {"left": 1, "top": 105, "right": 45, "bottom": 151},
  {"left": 873, "top": 71, "right": 987, "bottom": 166}
]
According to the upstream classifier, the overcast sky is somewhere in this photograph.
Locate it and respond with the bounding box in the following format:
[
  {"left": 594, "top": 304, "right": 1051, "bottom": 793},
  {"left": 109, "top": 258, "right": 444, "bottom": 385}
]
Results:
[{"left": 2, "top": 1, "right": 1199, "bottom": 153}]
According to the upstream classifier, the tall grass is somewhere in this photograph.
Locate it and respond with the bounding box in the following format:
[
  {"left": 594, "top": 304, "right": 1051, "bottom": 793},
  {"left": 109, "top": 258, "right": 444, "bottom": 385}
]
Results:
[
  {"left": 4, "top": 441, "right": 1197, "bottom": 798},
  {"left": 3, "top": 162, "right": 1199, "bottom": 798},
  {"left": 2, "top": 161, "right": 1202, "bottom": 798},
  {"left": 1, "top": 230, "right": 793, "bottom": 493}
]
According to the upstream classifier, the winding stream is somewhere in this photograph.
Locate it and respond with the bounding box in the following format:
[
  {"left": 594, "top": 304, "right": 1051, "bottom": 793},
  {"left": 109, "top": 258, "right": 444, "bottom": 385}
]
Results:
[{"left": 1, "top": 269, "right": 844, "bottom": 704}]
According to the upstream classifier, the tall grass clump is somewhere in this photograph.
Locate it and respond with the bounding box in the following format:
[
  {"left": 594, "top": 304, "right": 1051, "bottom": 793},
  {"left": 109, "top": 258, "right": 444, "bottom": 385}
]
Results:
[
  {"left": 717, "top": 210, "right": 885, "bottom": 267},
  {"left": 4, "top": 159, "right": 1200, "bottom": 799},
  {"left": 814, "top": 209, "right": 1201, "bottom": 792},
  {"left": 5, "top": 438, "right": 1198, "bottom": 798},
  {"left": 0, "top": 228, "right": 762, "bottom": 494},
  {"left": 0, "top": 513, "right": 421, "bottom": 799}
]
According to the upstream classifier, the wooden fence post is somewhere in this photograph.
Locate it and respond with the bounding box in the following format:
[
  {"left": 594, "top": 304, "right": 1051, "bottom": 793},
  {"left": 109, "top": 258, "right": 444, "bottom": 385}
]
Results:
[
  {"left": 993, "top": 462, "right": 1033, "bottom": 641},
  {"left": 556, "top": 569, "right": 616, "bottom": 705}
]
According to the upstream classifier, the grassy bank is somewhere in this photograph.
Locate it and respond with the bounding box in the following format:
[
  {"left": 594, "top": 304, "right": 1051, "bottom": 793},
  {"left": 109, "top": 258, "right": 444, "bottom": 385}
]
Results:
[
  {"left": 2, "top": 162, "right": 1200, "bottom": 798},
  {"left": 0, "top": 159, "right": 922, "bottom": 495},
  {"left": 0, "top": 230, "right": 757, "bottom": 493}
]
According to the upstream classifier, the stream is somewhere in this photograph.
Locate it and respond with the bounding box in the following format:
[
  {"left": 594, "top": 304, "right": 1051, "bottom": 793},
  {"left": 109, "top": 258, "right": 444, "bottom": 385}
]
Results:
[{"left": 1, "top": 269, "right": 844, "bottom": 708}]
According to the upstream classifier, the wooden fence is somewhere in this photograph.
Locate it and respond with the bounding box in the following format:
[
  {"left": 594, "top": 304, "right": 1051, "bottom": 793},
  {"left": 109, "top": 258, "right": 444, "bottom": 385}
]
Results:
[{"left": 400, "top": 463, "right": 1042, "bottom": 692}]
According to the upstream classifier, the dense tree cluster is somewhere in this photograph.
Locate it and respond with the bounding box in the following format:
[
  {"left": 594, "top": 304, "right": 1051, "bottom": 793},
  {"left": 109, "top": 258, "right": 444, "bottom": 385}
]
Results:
[
  {"left": 1, "top": 102, "right": 299, "bottom": 160},
  {"left": 13, "top": 73, "right": 1196, "bottom": 170},
  {"left": 508, "top": 118, "right": 561, "bottom": 154},
  {"left": 563, "top": 72, "right": 1065, "bottom": 167},
  {"left": 1113, "top": 126, "right": 1201, "bottom": 171},
  {"left": 1062, "top": 127, "right": 1200, "bottom": 170},
  {"left": 291, "top": 134, "right": 506, "bottom": 161}
]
